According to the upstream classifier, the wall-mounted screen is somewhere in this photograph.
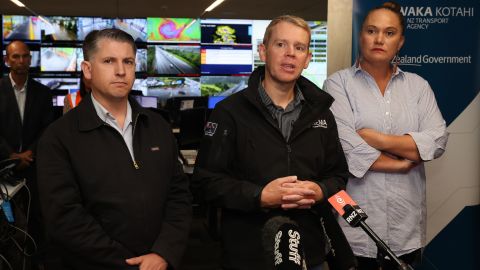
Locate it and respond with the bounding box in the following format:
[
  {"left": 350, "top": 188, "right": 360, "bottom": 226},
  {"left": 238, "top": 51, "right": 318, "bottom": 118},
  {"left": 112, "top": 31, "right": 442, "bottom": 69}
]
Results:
[
  {"left": 200, "top": 19, "right": 252, "bottom": 45},
  {"left": 133, "top": 95, "right": 158, "bottom": 108},
  {"left": 200, "top": 75, "right": 248, "bottom": 96},
  {"left": 147, "top": 18, "right": 200, "bottom": 43},
  {"left": 34, "top": 77, "right": 81, "bottom": 92},
  {"left": 136, "top": 48, "right": 147, "bottom": 72},
  {"left": 143, "top": 76, "right": 200, "bottom": 99},
  {"left": 113, "top": 18, "right": 147, "bottom": 42},
  {"left": 201, "top": 45, "right": 252, "bottom": 75},
  {"left": 2, "top": 15, "right": 42, "bottom": 41},
  {"left": 147, "top": 44, "right": 200, "bottom": 75},
  {"left": 132, "top": 78, "right": 148, "bottom": 94},
  {"left": 77, "top": 17, "right": 115, "bottom": 40},
  {"left": 251, "top": 20, "right": 270, "bottom": 70},
  {"left": 41, "top": 47, "right": 81, "bottom": 72},
  {"left": 42, "top": 16, "right": 79, "bottom": 41},
  {"left": 302, "top": 21, "right": 327, "bottom": 88}
]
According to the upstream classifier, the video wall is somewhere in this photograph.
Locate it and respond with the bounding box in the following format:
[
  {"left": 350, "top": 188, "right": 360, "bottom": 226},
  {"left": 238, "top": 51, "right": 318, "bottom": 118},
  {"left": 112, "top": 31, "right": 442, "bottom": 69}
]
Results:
[{"left": 1, "top": 15, "right": 327, "bottom": 107}]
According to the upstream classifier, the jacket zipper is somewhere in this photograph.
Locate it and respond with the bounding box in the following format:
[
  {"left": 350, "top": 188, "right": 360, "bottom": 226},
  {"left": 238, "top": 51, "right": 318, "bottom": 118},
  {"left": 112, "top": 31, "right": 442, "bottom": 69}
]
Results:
[
  {"left": 132, "top": 113, "right": 140, "bottom": 170},
  {"left": 102, "top": 113, "right": 140, "bottom": 170}
]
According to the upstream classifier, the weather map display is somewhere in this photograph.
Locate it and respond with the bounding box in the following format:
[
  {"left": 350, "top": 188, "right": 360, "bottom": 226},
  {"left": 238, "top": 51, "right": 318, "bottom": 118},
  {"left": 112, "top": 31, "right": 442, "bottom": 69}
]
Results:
[{"left": 147, "top": 18, "right": 200, "bottom": 43}]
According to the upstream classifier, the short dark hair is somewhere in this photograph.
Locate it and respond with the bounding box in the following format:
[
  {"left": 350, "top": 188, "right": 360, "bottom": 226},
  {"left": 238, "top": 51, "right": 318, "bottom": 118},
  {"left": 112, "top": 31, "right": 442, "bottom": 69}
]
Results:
[
  {"left": 82, "top": 28, "right": 136, "bottom": 61},
  {"left": 363, "top": 1, "right": 405, "bottom": 35}
]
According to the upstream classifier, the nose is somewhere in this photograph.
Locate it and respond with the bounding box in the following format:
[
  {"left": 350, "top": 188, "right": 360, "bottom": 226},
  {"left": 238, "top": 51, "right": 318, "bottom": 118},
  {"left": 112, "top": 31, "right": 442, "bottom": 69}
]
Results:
[
  {"left": 285, "top": 44, "right": 295, "bottom": 57},
  {"left": 115, "top": 62, "right": 126, "bottom": 76},
  {"left": 374, "top": 33, "right": 385, "bottom": 45}
]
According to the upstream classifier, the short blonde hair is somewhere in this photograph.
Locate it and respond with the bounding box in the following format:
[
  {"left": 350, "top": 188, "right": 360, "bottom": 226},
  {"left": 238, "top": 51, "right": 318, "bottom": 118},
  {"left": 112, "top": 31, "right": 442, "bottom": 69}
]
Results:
[{"left": 263, "top": 15, "right": 311, "bottom": 46}]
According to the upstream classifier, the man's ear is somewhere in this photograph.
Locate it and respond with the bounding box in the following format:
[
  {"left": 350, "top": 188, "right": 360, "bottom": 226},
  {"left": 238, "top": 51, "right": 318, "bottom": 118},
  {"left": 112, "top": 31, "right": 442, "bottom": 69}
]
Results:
[
  {"left": 81, "top": 61, "right": 92, "bottom": 80},
  {"left": 304, "top": 51, "right": 312, "bottom": 69},
  {"left": 258, "top": 43, "right": 267, "bottom": 62}
]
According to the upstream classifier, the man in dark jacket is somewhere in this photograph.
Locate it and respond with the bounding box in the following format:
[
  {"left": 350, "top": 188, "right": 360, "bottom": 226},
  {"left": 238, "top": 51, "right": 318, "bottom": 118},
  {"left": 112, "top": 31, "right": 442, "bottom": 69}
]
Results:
[
  {"left": 37, "top": 29, "right": 192, "bottom": 270},
  {"left": 0, "top": 40, "right": 53, "bottom": 269},
  {"left": 193, "top": 15, "right": 356, "bottom": 270}
]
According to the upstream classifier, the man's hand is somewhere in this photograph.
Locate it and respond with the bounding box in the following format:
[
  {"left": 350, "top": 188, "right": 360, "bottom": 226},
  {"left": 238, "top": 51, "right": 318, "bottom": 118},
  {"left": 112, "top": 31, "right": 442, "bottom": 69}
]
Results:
[
  {"left": 126, "top": 253, "right": 168, "bottom": 270},
  {"left": 10, "top": 150, "right": 33, "bottom": 170},
  {"left": 281, "top": 181, "right": 324, "bottom": 209},
  {"left": 260, "top": 176, "right": 316, "bottom": 208}
]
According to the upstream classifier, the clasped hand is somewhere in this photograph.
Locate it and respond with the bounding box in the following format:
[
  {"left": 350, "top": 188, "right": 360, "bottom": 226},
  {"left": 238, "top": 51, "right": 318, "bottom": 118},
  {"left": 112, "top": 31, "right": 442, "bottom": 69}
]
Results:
[{"left": 260, "top": 176, "right": 323, "bottom": 210}]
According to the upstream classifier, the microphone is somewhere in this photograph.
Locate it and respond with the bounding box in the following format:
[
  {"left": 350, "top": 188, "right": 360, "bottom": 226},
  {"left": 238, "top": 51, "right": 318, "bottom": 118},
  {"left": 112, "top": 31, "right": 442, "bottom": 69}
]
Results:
[
  {"left": 327, "top": 190, "right": 367, "bottom": 227},
  {"left": 328, "top": 190, "right": 414, "bottom": 270},
  {"left": 262, "top": 216, "right": 306, "bottom": 270}
]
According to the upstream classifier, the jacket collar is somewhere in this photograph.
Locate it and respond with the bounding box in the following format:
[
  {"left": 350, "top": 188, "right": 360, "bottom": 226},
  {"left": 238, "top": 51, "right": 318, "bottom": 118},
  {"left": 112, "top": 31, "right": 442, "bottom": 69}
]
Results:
[
  {"left": 243, "top": 65, "right": 334, "bottom": 112},
  {"left": 76, "top": 93, "right": 148, "bottom": 132}
]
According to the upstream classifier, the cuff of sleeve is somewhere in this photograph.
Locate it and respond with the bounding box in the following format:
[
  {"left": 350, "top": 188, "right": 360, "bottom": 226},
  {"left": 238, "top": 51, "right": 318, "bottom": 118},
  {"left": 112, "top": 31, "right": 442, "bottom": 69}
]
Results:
[
  {"left": 407, "top": 132, "right": 444, "bottom": 161},
  {"left": 316, "top": 182, "right": 328, "bottom": 202},
  {"left": 346, "top": 144, "right": 381, "bottom": 178}
]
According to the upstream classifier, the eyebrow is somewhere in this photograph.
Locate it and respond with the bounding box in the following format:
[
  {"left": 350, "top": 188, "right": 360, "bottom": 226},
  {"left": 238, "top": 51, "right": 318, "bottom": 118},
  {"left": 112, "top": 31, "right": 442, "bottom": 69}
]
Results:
[{"left": 365, "top": 25, "right": 399, "bottom": 30}]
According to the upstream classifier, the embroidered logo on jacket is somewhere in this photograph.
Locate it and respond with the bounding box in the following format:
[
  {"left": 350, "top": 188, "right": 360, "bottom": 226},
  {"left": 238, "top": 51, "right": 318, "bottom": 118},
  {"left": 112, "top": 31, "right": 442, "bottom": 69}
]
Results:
[
  {"left": 312, "top": 119, "right": 328, "bottom": 128},
  {"left": 204, "top": 122, "right": 218, "bottom": 136}
]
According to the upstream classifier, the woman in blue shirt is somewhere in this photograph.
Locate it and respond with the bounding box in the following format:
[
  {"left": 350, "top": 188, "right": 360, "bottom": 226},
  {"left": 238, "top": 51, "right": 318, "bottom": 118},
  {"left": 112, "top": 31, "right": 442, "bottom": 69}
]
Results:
[{"left": 324, "top": 2, "right": 448, "bottom": 269}]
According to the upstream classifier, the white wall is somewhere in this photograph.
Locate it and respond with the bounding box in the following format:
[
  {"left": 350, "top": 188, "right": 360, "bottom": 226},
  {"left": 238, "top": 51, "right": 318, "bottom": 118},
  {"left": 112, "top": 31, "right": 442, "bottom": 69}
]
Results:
[{"left": 327, "top": 0, "right": 480, "bottom": 244}]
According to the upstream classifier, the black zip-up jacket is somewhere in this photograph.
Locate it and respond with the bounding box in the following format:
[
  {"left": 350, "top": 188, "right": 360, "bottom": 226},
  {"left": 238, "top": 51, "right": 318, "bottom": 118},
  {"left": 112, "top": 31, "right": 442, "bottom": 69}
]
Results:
[
  {"left": 193, "top": 66, "right": 356, "bottom": 270},
  {"left": 37, "top": 94, "right": 192, "bottom": 270}
]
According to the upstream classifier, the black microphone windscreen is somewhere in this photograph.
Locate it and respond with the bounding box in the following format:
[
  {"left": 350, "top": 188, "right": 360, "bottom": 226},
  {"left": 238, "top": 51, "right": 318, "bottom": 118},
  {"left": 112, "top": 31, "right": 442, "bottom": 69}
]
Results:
[{"left": 262, "top": 216, "right": 306, "bottom": 270}]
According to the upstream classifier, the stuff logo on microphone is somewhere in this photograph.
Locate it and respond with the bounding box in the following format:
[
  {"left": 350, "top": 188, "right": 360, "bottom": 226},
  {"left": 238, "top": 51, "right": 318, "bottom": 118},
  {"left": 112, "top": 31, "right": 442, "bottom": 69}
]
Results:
[
  {"left": 273, "top": 229, "right": 302, "bottom": 266},
  {"left": 287, "top": 229, "right": 301, "bottom": 265},
  {"left": 274, "top": 230, "right": 283, "bottom": 265}
]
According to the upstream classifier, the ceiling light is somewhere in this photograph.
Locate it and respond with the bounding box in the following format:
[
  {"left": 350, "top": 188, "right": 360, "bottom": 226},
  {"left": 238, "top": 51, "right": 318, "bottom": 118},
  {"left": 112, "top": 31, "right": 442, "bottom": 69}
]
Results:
[
  {"left": 10, "top": 0, "right": 26, "bottom": 7},
  {"left": 204, "top": 0, "right": 225, "bottom": 12}
]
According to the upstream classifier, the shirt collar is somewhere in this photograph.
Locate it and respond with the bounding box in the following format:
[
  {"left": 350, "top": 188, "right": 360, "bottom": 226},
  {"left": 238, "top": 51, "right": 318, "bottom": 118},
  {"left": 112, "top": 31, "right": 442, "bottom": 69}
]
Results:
[
  {"left": 258, "top": 77, "right": 305, "bottom": 109},
  {"left": 9, "top": 73, "right": 28, "bottom": 92},
  {"left": 91, "top": 93, "right": 132, "bottom": 126},
  {"left": 353, "top": 61, "right": 404, "bottom": 79}
]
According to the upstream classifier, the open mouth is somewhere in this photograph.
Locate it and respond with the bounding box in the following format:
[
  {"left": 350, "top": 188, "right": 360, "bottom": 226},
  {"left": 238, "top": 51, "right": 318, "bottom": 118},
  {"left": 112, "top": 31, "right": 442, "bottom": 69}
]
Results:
[{"left": 281, "top": 63, "right": 296, "bottom": 72}]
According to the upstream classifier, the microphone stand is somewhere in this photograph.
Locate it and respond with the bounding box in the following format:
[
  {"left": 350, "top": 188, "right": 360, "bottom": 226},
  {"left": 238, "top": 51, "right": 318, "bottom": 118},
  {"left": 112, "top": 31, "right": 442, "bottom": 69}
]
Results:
[{"left": 358, "top": 221, "right": 413, "bottom": 270}]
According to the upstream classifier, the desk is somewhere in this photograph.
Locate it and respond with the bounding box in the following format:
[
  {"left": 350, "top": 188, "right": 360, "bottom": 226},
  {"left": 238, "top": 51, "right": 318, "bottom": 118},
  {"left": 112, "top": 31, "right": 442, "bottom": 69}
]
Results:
[{"left": 0, "top": 179, "right": 26, "bottom": 205}]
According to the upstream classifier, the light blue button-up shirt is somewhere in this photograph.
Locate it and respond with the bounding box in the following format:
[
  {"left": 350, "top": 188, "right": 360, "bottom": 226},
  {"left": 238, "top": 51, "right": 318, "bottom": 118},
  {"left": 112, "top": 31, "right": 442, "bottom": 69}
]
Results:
[
  {"left": 91, "top": 94, "right": 134, "bottom": 160},
  {"left": 324, "top": 65, "right": 448, "bottom": 258}
]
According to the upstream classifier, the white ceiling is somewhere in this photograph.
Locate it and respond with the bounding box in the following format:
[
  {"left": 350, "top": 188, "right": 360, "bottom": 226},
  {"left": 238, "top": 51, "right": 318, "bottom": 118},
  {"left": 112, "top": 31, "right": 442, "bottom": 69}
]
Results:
[{"left": 0, "top": 0, "right": 327, "bottom": 21}]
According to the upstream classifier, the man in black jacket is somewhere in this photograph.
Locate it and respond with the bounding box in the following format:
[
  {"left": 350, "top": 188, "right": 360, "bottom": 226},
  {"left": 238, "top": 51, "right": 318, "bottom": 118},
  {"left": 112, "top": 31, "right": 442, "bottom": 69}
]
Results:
[
  {"left": 37, "top": 29, "right": 192, "bottom": 270},
  {"left": 0, "top": 40, "right": 53, "bottom": 166},
  {"left": 0, "top": 40, "right": 53, "bottom": 269},
  {"left": 193, "top": 16, "right": 356, "bottom": 270}
]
